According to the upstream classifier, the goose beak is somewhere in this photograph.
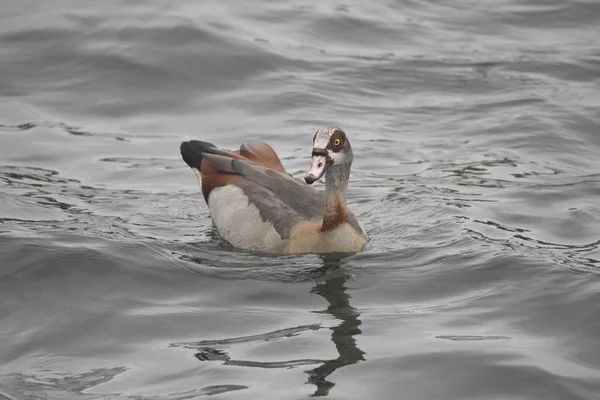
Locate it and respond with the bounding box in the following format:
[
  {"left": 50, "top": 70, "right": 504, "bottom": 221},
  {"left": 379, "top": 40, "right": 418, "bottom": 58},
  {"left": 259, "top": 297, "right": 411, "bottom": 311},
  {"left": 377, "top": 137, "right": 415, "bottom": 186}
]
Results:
[{"left": 305, "top": 153, "right": 329, "bottom": 184}]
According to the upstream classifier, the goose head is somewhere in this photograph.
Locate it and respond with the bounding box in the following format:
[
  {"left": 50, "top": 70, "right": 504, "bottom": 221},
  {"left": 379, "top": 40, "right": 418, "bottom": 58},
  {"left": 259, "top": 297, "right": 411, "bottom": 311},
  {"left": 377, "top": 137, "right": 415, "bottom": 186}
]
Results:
[{"left": 305, "top": 127, "right": 353, "bottom": 185}]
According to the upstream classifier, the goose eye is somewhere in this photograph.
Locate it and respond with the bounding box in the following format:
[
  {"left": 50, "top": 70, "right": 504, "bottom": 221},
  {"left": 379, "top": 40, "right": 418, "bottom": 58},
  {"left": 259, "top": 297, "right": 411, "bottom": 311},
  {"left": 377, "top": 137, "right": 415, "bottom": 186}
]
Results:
[{"left": 333, "top": 138, "right": 341, "bottom": 147}]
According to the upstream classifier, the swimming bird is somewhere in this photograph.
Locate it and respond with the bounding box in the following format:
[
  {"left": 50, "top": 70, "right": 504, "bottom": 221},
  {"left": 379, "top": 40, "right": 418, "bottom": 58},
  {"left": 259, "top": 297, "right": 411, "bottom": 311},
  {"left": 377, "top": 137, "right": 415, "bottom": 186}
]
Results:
[{"left": 180, "top": 127, "right": 368, "bottom": 254}]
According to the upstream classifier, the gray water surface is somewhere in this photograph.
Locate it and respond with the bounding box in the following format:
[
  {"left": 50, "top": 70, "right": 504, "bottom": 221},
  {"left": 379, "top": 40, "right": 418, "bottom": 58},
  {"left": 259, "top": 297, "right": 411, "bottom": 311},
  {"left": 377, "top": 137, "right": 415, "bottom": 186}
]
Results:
[{"left": 1, "top": 1, "right": 600, "bottom": 399}]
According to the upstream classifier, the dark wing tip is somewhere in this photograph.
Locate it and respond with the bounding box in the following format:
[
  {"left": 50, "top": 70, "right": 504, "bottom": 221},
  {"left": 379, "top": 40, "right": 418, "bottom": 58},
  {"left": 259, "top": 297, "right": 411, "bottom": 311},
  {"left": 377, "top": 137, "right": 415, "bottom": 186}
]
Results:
[{"left": 180, "top": 140, "right": 216, "bottom": 170}]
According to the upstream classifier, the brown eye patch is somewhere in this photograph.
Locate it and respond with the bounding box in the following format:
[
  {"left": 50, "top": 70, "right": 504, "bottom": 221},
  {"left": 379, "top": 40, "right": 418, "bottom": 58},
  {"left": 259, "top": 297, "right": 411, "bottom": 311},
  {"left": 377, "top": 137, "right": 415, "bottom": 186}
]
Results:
[{"left": 329, "top": 129, "right": 345, "bottom": 151}]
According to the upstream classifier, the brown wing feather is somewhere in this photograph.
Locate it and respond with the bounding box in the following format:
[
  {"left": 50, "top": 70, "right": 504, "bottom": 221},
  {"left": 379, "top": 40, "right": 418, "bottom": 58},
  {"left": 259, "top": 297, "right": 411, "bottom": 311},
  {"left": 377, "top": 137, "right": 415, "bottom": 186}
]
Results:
[
  {"left": 239, "top": 142, "right": 289, "bottom": 175},
  {"left": 200, "top": 141, "right": 289, "bottom": 201}
]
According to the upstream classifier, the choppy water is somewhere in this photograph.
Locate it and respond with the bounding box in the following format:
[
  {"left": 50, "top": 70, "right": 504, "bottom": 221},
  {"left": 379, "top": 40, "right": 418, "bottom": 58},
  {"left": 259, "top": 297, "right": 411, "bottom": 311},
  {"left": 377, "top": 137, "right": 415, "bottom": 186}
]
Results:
[{"left": 1, "top": 0, "right": 600, "bottom": 399}]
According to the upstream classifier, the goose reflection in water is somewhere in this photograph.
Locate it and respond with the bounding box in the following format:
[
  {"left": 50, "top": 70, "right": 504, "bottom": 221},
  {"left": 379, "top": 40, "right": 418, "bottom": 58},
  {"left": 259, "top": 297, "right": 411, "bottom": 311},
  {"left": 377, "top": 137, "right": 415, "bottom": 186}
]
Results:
[
  {"left": 173, "top": 257, "right": 365, "bottom": 397},
  {"left": 305, "top": 268, "right": 366, "bottom": 396}
]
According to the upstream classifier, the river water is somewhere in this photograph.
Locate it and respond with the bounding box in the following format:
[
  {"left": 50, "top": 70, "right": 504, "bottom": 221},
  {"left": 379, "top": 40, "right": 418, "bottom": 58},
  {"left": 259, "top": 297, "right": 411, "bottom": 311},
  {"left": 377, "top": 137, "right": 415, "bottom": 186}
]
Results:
[{"left": 1, "top": 0, "right": 599, "bottom": 399}]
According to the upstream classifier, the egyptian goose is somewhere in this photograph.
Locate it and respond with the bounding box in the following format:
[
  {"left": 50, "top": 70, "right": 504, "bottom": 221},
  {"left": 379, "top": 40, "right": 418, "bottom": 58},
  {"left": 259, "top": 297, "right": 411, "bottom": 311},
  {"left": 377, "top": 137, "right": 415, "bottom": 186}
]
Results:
[{"left": 180, "top": 127, "right": 368, "bottom": 254}]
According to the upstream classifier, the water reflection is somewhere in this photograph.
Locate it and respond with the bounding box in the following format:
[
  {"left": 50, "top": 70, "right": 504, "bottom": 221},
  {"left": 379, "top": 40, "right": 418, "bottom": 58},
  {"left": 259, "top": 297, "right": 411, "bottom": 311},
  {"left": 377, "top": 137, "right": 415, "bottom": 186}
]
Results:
[
  {"left": 172, "top": 256, "right": 365, "bottom": 397},
  {"left": 305, "top": 258, "right": 365, "bottom": 396}
]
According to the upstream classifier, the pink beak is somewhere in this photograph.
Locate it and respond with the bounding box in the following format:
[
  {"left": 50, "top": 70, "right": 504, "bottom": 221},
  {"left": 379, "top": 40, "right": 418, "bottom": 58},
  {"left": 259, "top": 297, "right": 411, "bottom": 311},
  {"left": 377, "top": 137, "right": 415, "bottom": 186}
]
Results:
[{"left": 305, "top": 154, "right": 329, "bottom": 184}]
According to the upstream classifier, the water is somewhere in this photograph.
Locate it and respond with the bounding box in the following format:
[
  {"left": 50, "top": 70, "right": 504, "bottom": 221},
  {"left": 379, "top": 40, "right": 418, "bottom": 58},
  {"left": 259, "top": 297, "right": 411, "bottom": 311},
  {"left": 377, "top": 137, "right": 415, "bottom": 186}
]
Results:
[{"left": 1, "top": 0, "right": 599, "bottom": 398}]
